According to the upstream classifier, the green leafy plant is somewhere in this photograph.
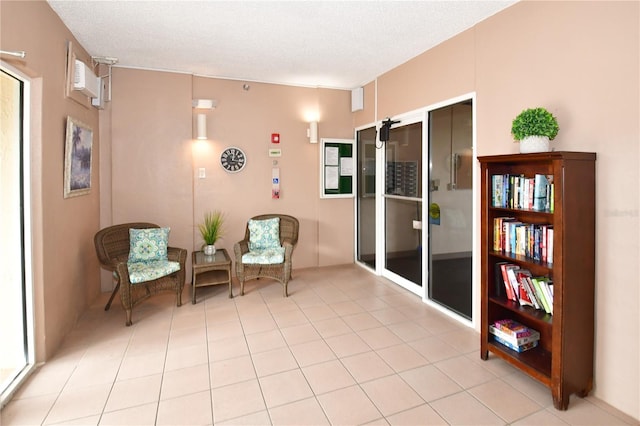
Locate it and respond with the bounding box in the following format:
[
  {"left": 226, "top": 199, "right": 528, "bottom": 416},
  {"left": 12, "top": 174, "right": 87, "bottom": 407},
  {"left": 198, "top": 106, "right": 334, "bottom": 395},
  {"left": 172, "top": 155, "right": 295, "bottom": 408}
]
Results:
[
  {"left": 199, "top": 211, "right": 224, "bottom": 245},
  {"left": 511, "top": 107, "right": 559, "bottom": 141}
]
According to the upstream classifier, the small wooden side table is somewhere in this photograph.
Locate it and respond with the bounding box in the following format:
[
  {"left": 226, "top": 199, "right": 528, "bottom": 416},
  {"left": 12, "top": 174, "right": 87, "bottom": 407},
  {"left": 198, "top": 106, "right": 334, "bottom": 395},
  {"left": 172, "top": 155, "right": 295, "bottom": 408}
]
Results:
[{"left": 191, "top": 248, "right": 232, "bottom": 304}]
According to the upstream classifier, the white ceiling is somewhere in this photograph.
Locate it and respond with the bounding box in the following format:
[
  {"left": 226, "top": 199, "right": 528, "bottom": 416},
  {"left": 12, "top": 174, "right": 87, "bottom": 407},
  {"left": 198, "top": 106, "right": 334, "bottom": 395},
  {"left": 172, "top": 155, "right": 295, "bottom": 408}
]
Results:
[{"left": 48, "top": 0, "right": 516, "bottom": 90}]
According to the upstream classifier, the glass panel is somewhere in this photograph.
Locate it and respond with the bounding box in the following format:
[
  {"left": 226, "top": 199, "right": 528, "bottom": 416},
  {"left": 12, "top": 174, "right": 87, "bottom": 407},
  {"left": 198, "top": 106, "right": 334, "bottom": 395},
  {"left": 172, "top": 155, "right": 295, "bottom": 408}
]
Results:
[
  {"left": 428, "top": 101, "right": 473, "bottom": 319},
  {"left": 357, "top": 126, "right": 377, "bottom": 269},
  {"left": 0, "top": 70, "right": 28, "bottom": 394},
  {"left": 384, "top": 122, "right": 422, "bottom": 286}
]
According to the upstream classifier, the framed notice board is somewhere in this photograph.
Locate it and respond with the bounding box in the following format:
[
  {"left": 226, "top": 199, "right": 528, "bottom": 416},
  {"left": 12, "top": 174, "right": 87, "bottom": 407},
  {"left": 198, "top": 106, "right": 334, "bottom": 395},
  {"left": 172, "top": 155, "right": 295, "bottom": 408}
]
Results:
[{"left": 320, "top": 138, "right": 354, "bottom": 198}]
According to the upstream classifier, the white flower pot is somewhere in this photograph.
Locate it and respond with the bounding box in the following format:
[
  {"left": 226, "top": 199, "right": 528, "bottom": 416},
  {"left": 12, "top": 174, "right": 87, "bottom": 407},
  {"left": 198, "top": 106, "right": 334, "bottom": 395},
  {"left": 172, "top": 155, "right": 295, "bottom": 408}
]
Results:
[
  {"left": 203, "top": 245, "right": 216, "bottom": 255},
  {"left": 519, "top": 135, "right": 550, "bottom": 153}
]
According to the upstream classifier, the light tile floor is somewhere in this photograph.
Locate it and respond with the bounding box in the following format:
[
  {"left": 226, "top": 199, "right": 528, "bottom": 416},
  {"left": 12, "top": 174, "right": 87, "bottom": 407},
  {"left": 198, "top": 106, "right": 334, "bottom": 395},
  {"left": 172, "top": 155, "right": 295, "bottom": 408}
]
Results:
[{"left": 1, "top": 265, "right": 637, "bottom": 425}]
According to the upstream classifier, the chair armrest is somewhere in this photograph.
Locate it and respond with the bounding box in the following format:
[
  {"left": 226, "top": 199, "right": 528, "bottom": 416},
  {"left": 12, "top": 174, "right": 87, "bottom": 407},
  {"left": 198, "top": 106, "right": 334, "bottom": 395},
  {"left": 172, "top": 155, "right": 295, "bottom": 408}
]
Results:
[
  {"left": 282, "top": 238, "right": 295, "bottom": 260},
  {"left": 234, "top": 240, "right": 250, "bottom": 261},
  {"left": 167, "top": 246, "right": 188, "bottom": 266},
  {"left": 114, "top": 261, "right": 134, "bottom": 305}
]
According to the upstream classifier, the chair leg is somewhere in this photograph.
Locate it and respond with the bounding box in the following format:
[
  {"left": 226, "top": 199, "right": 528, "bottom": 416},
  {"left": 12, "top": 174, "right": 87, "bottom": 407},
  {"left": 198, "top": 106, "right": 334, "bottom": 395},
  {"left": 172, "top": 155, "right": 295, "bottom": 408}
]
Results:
[
  {"left": 125, "top": 309, "right": 132, "bottom": 327},
  {"left": 240, "top": 279, "right": 245, "bottom": 296},
  {"left": 105, "top": 282, "right": 120, "bottom": 311}
]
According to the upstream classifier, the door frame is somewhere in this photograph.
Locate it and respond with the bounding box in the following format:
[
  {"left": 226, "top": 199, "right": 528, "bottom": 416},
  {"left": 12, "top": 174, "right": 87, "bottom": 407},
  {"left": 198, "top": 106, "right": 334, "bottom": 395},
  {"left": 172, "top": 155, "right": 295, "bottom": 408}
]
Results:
[
  {"left": 378, "top": 110, "right": 426, "bottom": 296},
  {"left": 423, "top": 94, "right": 477, "bottom": 327},
  {"left": 353, "top": 92, "right": 478, "bottom": 328},
  {"left": 0, "top": 61, "right": 37, "bottom": 408}
]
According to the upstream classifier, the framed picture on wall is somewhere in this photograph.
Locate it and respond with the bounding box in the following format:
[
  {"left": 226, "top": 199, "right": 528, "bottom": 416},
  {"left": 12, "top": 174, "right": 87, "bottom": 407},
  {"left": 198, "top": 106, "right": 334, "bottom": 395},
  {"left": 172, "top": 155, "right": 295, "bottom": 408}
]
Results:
[{"left": 63, "top": 116, "right": 93, "bottom": 198}]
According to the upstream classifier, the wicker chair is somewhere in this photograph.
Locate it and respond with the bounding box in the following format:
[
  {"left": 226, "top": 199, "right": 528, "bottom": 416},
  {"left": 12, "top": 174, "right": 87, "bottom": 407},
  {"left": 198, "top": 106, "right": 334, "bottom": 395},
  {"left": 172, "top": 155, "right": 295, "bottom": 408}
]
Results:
[
  {"left": 94, "top": 222, "right": 187, "bottom": 326},
  {"left": 234, "top": 214, "right": 299, "bottom": 297}
]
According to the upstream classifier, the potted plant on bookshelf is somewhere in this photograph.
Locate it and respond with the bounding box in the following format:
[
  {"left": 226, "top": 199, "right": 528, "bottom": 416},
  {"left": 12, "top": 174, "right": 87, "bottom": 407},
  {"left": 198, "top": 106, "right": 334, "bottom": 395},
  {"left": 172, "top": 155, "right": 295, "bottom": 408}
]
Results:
[
  {"left": 511, "top": 107, "right": 559, "bottom": 153},
  {"left": 199, "top": 210, "right": 224, "bottom": 256}
]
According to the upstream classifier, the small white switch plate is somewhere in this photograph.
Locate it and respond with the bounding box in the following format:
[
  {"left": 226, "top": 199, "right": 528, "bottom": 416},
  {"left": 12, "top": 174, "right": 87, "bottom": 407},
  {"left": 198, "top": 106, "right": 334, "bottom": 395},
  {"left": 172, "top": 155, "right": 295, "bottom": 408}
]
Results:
[{"left": 198, "top": 168, "right": 206, "bottom": 178}]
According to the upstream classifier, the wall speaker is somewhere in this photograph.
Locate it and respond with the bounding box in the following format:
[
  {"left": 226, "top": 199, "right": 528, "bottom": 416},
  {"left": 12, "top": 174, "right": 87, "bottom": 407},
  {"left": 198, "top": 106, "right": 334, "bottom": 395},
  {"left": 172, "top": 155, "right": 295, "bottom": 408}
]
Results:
[{"left": 351, "top": 87, "right": 364, "bottom": 112}]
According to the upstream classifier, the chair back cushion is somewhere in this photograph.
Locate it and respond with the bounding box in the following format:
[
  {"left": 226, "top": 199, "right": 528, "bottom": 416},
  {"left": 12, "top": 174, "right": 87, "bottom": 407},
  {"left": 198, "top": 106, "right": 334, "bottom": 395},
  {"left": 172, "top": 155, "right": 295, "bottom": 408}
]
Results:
[
  {"left": 127, "top": 260, "right": 181, "bottom": 284},
  {"left": 128, "top": 227, "right": 170, "bottom": 262},
  {"left": 248, "top": 218, "right": 281, "bottom": 250}
]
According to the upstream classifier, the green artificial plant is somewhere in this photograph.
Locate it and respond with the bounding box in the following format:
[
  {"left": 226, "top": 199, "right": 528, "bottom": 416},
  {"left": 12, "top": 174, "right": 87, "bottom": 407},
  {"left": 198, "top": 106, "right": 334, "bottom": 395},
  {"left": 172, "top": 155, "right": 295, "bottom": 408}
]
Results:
[
  {"left": 199, "top": 211, "right": 224, "bottom": 246},
  {"left": 511, "top": 107, "right": 559, "bottom": 141}
]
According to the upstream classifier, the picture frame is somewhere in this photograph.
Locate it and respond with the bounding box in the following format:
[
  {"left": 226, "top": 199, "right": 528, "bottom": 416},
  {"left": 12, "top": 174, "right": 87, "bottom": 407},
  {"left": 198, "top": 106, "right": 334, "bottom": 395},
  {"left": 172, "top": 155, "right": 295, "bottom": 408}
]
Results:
[{"left": 64, "top": 116, "right": 93, "bottom": 198}]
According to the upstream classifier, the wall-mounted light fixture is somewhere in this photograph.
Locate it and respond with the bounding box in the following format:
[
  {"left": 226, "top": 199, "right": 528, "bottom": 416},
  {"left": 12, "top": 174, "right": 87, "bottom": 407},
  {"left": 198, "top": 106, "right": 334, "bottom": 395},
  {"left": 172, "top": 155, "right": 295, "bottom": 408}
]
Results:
[
  {"left": 196, "top": 113, "right": 207, "bottom": 140},
  {"left": 308, "top": 121, "right": 318, "bottom": 144},
  {"left": 192, "top": 99, "right": 217, "bottom": 140}
]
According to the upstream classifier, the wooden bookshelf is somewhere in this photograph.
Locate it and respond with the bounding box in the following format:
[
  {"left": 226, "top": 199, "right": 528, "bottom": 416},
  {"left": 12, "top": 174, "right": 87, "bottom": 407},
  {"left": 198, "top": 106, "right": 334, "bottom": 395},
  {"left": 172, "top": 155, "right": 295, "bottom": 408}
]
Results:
[{"left": 478, "top": 152, "right": 596, "bottom": 410}]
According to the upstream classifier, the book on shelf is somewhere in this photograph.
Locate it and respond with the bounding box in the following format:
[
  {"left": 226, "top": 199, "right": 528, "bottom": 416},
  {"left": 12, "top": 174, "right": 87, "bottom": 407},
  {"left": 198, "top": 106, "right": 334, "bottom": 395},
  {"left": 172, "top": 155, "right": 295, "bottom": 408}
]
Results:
[
  {"left": 531, "top": 277, "right": 554, "bottom": 314},
  {"left": 547, "top": 227, "right": 554, "bottom": 264},
  {"left": 499, "top": 263, "right": 519, "bottom": 301},
  {"left": 515, "top": 270, "right": 537, "bottom": 308},
  {"left": 493, "top": 219, "right": 553, "bottom": 263},
  {"left": 494, "top": 262, "right": 509, "bottom": 299},
  {"left": 538, "top": 278, "right": 554, "bottom": 315},
  {"left": 492, "top": 333, "right": 539, "bottom": 352},
  {"left": 493, "top": 318, "right": 538, "bottom": 338},
  {"left": 493, "top": 217, "right": 515, "bottom": 251},
  {"left": 533, "top": 174, "right": 549, "bottom": 211},
  {"left": 520, "top": 275, "right": 542, "bottom": 310},
  {"left": 490, "top": 173, "right": 554, "bottom": 212},
  {"left": 489, "top": 324, "right": 540, "bottom": 346},
  {"left": 506, "top": 267, "right": 522, "bottom": 304},
  {"left": 492, "top": 175, "right": 504, "bottom": 208}
]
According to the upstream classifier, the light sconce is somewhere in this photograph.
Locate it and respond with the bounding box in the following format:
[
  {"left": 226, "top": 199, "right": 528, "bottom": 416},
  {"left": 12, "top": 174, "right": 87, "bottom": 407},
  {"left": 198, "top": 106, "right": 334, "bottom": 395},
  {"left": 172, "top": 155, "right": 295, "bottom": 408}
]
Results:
[
  {"left": 192, "top": 98, "right": 217, "bottom": 140},
  {"left": 308, "top": 121, "right": 318, "bottom": 144},
  {"left": 196, "top": 113, "right": 207, "bottom": 140}
]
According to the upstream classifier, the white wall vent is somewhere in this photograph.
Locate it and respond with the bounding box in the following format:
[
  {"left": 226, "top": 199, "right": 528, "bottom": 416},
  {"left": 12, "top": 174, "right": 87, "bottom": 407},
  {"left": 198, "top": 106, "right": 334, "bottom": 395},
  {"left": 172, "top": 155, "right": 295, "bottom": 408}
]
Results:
[{"left": 73, "top": 60, "right": 99, "bottom": 98}]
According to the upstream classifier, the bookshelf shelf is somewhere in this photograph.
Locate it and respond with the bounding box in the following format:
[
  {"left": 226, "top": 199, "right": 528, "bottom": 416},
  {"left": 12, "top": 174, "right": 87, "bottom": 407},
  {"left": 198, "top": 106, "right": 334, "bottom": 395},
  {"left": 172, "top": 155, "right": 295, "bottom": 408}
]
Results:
[
  {"left": 489, "top": 250, "right": 553, "bottom": 270},
  {"left": 479, "top": 151, "right": 596, "bottom": 410},
  {"left": 487, "top": 340, "right": 552, "bottom": 383}
]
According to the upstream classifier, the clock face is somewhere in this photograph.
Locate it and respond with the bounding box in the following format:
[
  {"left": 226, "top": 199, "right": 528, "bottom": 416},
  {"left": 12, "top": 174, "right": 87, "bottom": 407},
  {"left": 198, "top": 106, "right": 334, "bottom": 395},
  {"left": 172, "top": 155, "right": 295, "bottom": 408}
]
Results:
[{"left": 220, "top": 147, "right": 247, "bottom": 173}]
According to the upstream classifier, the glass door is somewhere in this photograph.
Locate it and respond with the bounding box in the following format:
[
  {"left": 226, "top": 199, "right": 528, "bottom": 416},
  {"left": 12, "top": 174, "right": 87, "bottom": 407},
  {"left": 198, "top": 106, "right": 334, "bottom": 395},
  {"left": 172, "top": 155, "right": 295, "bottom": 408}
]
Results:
[
  {"left": 428, "top": 101, "right": 473, "bottom": 319},
  {"left": 1, "top": 67, "right": 34, "bottom": 405},
  {"left": 383, "top": 121, "right": 423, "bottom": 292},
  {"left": 356, "top": 126, "right": 377, "bottom": 269}
]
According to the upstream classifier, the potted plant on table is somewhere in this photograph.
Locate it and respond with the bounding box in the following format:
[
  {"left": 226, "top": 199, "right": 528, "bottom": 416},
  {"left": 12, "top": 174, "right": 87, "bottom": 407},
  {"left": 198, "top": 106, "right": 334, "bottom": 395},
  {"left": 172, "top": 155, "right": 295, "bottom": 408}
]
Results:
[
  {"left": 511, "top": 107, "right": 559, "bottom": 153},
  {"left": 199, "top": 211, "right": 224, "bottom": 255}
]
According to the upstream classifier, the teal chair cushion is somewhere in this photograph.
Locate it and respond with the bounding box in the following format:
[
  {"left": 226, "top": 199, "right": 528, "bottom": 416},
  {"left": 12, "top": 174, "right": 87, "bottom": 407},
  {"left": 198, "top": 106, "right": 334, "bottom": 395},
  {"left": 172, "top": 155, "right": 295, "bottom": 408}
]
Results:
[
  {"left": 242, "top": 247, "right": 285, "bottom": 264},
  {"left": 128, "top": 227, "right": 170, "bottom": 262},
  {"left": 127, "top": 259, "right": 181, "bottom": 284},
  {"left": 248, "top": 218, "right": 280, "bottom": 251}
]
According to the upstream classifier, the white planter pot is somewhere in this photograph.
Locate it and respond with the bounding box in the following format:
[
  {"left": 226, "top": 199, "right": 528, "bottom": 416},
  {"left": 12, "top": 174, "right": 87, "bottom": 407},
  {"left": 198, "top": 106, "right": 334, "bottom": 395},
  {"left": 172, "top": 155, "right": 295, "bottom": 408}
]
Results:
[
  {"left": 519, "top": 135, "right": 550, "bottom": 153},
  {"left": 203, "top": 245, "right": 216, "bottom": 255}
]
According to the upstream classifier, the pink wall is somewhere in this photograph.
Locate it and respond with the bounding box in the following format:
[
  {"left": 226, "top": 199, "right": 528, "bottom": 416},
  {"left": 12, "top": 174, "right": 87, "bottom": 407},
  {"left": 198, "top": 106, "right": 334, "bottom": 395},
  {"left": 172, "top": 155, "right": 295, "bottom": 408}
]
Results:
[
  {"left": 1, "top": 1, "right": 101, "bottom": 360},
  {"left": 106, "top": 71, "right": 354, "bottom": 281},
  {"left": 110, "top": 69, "right": 194, "bottom": 261}
]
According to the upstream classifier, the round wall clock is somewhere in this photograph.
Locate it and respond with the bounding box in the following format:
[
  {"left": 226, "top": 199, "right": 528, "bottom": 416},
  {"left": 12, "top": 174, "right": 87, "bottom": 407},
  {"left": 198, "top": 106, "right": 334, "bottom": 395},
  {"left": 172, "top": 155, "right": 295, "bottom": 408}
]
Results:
[{"left": 220, "top": 146, "right": 247, "bottom": 173}]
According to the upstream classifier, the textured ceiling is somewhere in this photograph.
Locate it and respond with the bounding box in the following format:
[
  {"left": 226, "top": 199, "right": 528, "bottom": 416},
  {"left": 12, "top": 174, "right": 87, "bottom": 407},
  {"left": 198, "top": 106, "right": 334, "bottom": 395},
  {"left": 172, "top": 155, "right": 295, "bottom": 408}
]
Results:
[{"left": 48, "top": 0, "right": 516, "bottom": 90}]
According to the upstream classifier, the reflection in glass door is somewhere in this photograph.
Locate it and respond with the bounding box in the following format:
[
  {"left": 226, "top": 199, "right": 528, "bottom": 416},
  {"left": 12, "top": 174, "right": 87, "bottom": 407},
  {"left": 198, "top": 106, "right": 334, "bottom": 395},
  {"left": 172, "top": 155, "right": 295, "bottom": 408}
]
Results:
[
  {"left": 428, "top": 101, "right": 473, "bottom": 319},
  {"left": 356, "top": 126, "right": 377, "bottom": 269},
  {"left": 384, "top": 122, "right": 423, "bottom": 289}
]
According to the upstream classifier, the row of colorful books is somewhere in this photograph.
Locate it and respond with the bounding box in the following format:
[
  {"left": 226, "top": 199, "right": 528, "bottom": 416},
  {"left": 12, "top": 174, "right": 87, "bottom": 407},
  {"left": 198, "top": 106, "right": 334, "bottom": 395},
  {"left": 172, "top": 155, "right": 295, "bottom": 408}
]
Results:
[
  {"left": 493, "top": 217, "right": 554, "bottom": 264},
  {"left": 497, "top": 262, "right": 554, "bottom": 314},
  {"left": 491, "top": 174, "right": 554, "bottom": 212},
  {"left": 489, "top": 319, "right": 540, "bottom": 352}
]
